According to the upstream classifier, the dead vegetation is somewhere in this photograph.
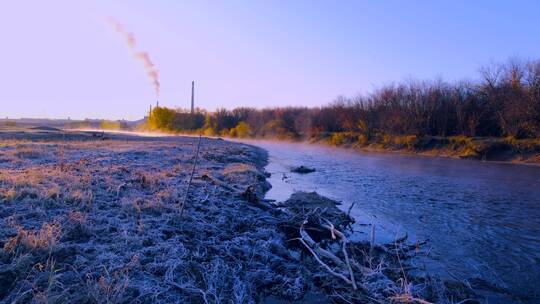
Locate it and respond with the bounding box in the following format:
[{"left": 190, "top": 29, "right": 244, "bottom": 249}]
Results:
[
  {"left": 0, "top": 130, "right": 478, "bottom": 303},
  {"left": 273, "top": 192, "right": 469, "bottom": 303},
  {"left": 4, "top": 221, "right": 62, "bottom": 255}
]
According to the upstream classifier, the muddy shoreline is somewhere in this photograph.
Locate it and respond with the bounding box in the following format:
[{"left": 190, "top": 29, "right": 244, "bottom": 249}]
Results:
[{"left": 0, "top": 128, "right": 480, "bottom": 303}]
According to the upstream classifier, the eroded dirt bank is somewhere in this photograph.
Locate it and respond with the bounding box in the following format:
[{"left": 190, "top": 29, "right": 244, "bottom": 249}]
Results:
[{"left": 0, "top": 129, "right": 476, "bottom": 303}]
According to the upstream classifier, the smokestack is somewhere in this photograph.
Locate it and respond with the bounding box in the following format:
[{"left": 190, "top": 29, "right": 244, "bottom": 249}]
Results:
[
  {"left": 156, "top": 100, "right": 159, "bottom": 108},
  {"left": 191, "top": 81, "right": 195, "bottom": 114}
]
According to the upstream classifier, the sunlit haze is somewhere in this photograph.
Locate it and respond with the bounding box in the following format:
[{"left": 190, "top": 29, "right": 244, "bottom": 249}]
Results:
[{"left": 1, "top": 0, "right": 539, "bottom": 120}]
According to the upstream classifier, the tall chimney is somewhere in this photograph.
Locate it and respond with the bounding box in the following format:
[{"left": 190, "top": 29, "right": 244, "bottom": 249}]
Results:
[{"left": 191, "top": 81, "right": 195, "bottom": 114}]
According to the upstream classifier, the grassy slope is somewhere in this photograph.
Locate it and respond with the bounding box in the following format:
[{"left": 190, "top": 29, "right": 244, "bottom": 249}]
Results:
[{"left": 312, "top": 132, "right": 540, "bottom": 164}]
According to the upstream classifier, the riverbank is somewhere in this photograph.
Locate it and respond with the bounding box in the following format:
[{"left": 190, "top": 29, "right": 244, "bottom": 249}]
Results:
[
  {"left": 97, "top": 124, "right": 540, "bottom": 165},
  {"left": 0, "top": 128, "right": 478, "bottom": 303},
  {"left": 311, "top": 133, "right": 540, "bottom": 165}
]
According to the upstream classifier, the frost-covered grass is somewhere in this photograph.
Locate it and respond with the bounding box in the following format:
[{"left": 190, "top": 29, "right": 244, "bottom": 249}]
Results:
[
  {"left": 0, "top": 130, "right": 293, "bottom": 303},
  {"left": 0, "top": 129, "right": 476, "bottom": 303}
]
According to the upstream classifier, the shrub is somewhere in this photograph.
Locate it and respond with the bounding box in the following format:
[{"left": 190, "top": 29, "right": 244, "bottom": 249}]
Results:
[
  {"left": 233, "top": 122, "right": 251, "bottom": 138},
  {"left": 328, "top": 132, "right": 357, "bottom": 146},
  {"left": 99, "top": 120, "right": 124, "bottom": 130},
  {"left": 382, "top": 134, "right": 393, "bottom": 147},
  {"left": 505, "top": 137, "right": 540, "bottom": 153},
  {"left": 393, "top": 135, "right": 418, "bottom": 149},
  {"left": 357, "top": 134, "right": 369, "bottom": 146},
  {"left": 203, "top": 127, "right": 217, "bottom": 137}
]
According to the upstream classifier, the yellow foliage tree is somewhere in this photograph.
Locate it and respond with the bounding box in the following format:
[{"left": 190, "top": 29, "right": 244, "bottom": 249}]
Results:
[{"left": 233, "top": 121, "right": 251, "bottom": 138}]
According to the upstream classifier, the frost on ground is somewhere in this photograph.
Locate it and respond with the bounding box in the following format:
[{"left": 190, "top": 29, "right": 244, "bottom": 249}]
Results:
[{"left": 0, "top": 129, "right": 475, "bottom": 303}]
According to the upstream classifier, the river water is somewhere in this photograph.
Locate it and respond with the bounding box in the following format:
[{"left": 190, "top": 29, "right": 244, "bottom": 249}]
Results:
[{"left": 243, "top": 140, "right": 540, "bottom": 304}]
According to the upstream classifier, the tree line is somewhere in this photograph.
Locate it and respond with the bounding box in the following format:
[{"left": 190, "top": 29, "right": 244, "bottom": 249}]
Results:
[{"left": 145, "top": 58, "right": 540, "bottom": 141}]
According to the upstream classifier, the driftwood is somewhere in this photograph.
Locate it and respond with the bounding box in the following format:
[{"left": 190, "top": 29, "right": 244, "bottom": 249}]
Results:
[
  {"left": 278, "top": 192, "right": 355, "bottom": 243},
  {"left": 298, "top": 219, "right": 358, "bottom": 290},
  {"left": 322, "top": 218, "right": 357, "bottom": 290},
  {"left": 276, "top": 192, "right": 472, "bottom": 303},
  {"left": 346, "top": 201, "right": 356, "bottom": 218},
  {"left": 201, "top": 173, "right": 274, "bottom": 210},
  {"left": 299, "top": 221, "right": 346, "bottom": 268},
  {"left": 201, "top": 173, "right": 242, "bottom": 194},
  {"left": 299, "top": 223, "right": 352, "bottom": 287}
]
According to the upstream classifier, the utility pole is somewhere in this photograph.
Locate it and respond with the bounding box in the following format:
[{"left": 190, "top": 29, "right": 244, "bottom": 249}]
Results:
[{"left": 191, "top": 81, "right": 195, "bottom": 114}]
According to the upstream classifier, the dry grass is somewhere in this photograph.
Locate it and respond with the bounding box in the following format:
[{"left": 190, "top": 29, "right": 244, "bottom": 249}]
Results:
[
  {"left": 222, "top": 163, "right": 257, "bottom": 175},
  {"left": 0, "top": 131, "right": 474, "bottom": 303},
  {"left": 14, "top": 146, "right": 44, "bottom": 159},
  {"left": 323, "top": 132, "right": 360, "bottom": 146},
  {"left": 0, "top": 166, "right": 93, "bottom": 208},
  {"left": 0, "top": 133, "right": 289, "bottom": 302},
  {"left": 4, "top": 221, "right": 62, "bottom": 254}
]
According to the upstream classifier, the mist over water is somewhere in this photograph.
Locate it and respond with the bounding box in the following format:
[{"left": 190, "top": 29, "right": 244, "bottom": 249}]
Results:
[{"left": 243, "top": 140, "right": 540, "bottom": 303}]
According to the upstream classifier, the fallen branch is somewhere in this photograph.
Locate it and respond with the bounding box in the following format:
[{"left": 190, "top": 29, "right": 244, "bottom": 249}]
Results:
[
  {"left": 201, "top": 173, "right": 274, "bottom": 210},
  {"left": 298, "top": 238, "right": 352, "bottom": 286},
  {"left": 322, "top": 219, "right": 357, "bottom": 290},
  {"left": 201, "top": 173, "right": 242, "bottom": 194},
  {"left": 346, "top": 202, "right": 356, "bottom": 218},
  {"left": 298, "top": 220, "right": 357, "bottom": 289},
  {"left": 299, "top": 223, "right": 346, "bottom": 268},
  {"left": 394, "top": 233, "right": 408, "bottom": 244}
]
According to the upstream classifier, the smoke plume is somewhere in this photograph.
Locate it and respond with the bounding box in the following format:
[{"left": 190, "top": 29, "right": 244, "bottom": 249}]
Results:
[{"left": 108, "top": 18, "right": 160, "bottom": 98}]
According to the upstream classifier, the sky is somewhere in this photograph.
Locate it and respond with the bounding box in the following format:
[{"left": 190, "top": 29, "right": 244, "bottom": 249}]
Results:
[{"left": 1, "top": 0, "right": 539, "bottom": 120}]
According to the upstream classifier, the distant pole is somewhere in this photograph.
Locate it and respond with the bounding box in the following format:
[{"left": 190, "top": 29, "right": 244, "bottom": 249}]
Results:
[
  {"left": 156, "top": 100, "right": 159, "bottom": 108},
  {"left": 191, "top": 81, "right": 195, "bottom": 114},
  {"left": 149, "top": 105, "right": 152, "bottom": 116}
]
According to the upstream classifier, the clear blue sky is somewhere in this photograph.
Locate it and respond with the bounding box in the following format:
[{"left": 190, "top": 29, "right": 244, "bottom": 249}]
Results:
[{"left": 1, "top": 0, "right": 539, "bottom": 120}]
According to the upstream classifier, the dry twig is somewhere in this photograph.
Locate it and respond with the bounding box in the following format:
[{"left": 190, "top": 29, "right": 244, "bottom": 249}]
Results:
[
  {"left": 298, "top": 220, "right": 358, "bottom": 289},
  {"left": 322, "top": 219, "right": 357, "bottom": 290}
]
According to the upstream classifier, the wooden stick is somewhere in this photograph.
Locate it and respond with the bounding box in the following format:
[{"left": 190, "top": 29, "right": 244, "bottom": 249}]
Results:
[
  {"left": 300, "top": 224, "right": 346, "bottom": 268},
  {"left": 298, "top": 238, "right": 352, "bottom": 285},
  {"left": 201, "top": 173, "right": 273, "bottom": 210},
  {"left": 180, "top": 135, "right": 202, "bottom": 217},
  {"left": 322, "top": 220, "right": 358, "bottom": 290},
  {"left": 346, "top": 202, "right": 356, "bottom": 218},
  {"left": 201, "top": 173, "right": 242, "bottom": 193},
  {"left": 298, "top": 221, "right": 359, "bottom": 290}
]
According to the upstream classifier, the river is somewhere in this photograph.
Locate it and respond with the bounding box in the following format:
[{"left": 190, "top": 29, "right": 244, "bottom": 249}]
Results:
[{"left": 242, "top": 140, "right": 540, "bottom": 304}]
